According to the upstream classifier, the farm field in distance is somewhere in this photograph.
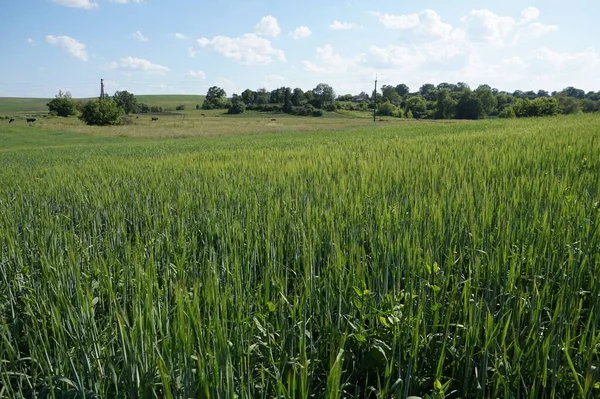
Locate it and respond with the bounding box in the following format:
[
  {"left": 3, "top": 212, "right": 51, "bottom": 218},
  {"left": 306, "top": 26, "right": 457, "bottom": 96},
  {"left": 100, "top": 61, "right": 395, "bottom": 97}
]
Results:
[{"left": 0, "top": 113, "right": 599, "bottom": 398}]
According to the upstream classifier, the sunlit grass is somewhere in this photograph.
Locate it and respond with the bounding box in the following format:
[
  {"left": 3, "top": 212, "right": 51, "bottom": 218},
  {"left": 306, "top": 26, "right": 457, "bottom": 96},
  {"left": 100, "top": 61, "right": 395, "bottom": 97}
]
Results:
[{"left": 0, "top": 114, "right": 599, "bottom": 398}]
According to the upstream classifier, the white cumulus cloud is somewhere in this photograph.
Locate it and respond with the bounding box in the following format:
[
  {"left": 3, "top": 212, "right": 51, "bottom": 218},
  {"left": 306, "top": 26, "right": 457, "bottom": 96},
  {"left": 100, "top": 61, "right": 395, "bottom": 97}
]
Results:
[
  {"left": 197, "top": 34, "right": 286, "bottom": 65},
  {"left": 172, "top": 33, "right": 189, "bottom": 39},
  {"left": 50, "top": 0, "right": 98, "bottom": 9},
  {"left": 255, "top": 15, "right": 281, "bottom": 38},
  {"left": 108, "top": 57, "right": 170, "bottom": 74},
  {"left": 461, "top": 9, "right": 517, "bottom": 46},
  {"left": 45, "top": 35, "right": 89, "bottom": 61},
  {"left": 520, "top": 7, "right": 540, "bottom": 23},
  {"left": 290, "top": 26, "right": 312, "bottom": 39}
]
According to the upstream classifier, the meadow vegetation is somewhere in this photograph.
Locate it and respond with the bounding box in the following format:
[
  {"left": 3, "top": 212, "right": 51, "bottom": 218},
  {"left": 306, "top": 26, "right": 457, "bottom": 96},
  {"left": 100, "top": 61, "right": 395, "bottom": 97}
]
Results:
[{"left": 0, "top": 113, "right": 599, "bottom": 398}]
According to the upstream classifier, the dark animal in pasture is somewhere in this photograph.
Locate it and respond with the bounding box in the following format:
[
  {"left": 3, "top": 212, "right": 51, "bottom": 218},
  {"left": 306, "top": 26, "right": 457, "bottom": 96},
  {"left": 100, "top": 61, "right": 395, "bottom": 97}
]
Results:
[
  {"left": 151, "top": 117, "right": 158, "bottom": 121},
  {"left": 26, "top": 118, "right": 37, "bottom": 123},
  {"left": 9, "top": 118, "right": 14, "bottom": 123},
  {"left": 271, "top": 118, "right": 276, "bottom": 121},
  {"left": 136, "top": 116, "right": 139, "bottom": 119},
  {"left": 201, "top": 113, "right": 206, "bottom": 117}
]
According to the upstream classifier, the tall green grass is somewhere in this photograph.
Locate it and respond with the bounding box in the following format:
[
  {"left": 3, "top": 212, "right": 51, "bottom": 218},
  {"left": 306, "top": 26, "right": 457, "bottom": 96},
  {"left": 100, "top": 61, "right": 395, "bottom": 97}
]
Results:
[{"left": 0, "top": 115, "right": 599, "bottom": 398}]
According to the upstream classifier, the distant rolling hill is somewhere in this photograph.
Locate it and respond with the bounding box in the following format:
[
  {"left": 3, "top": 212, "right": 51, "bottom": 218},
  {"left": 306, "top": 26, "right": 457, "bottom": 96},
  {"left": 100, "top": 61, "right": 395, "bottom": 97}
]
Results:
[{"left": 0, "top": 95, "right": 206, "bottom": 115}]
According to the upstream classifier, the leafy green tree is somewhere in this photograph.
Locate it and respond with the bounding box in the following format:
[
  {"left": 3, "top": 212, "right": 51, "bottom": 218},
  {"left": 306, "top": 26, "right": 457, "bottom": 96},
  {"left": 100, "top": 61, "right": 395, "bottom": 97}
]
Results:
[
  {"left": 381, "top": 85, "right": 401, "bottom": 105},
  {"left": 435, "top": 89, "right": 456, "bottom": 119},
  {"left": 311, "top": 83, "right": 335, "bottom": 109},
  {"left": 395, "top": 84, "right": 410, "bottom": 97},
  {"left": 455, "top": 82, "right": 470, "bottom": 92},
  {"left": 455, "top": 91, "right": 483, "bottom": 120},
  {"left": 47, "top": 90, "right": 78, "bottom": 117},
  {"left": 255, "top": 88, "right": 268, "bottom": 105},
  {"left": 557, "top": 95, "right": 582, "bottom": 114},
  {"left": 377, "top": 101, "right": 399, "bottom": 117},
  {"left": 475, "top": 85, "right": 496, "bottom": 116},
  {"left": 113, "top": 90, "right": 138, "bottom": 114},
  {"left": 419, "top": 84, "right": 437, "bottom": 101},
  {"left": 561, "top": 87, "right": 585, "bottom": 99},
  {"left": 291, "top": 88, "right": 304, "bottom": 106},
  {"left": 202, "top": 86, "right": 228, "bottom": 109},
  {"left": 241, "top": 89, "right": 256, "bottom": 105},
  {"left": 405, "top": 96, "right": 427, "bottom": 119},
  {"left": 227, "top": 94, "right": 245, "bottom": 114},
  {"left": 79, "top": 99, "right": 123, "bottom": 125},
  {"left": 282, "top": 87, "right": 293, "bottom": 114}
]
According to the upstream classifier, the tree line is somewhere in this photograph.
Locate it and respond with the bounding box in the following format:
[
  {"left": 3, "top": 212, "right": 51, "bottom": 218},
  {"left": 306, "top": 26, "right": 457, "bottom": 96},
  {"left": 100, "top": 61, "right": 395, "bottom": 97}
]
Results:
[
  {"left": 202, "top": 82, "right": 600, "bottom": 120},
  {"left": 45, "top": 82, "right": 600, "bottom": 126}
]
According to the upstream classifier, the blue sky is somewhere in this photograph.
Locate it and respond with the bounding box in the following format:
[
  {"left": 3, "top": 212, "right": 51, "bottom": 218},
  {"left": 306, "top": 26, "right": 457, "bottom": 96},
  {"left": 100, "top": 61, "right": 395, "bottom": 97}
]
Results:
[{"left": 1, "top": 0, "right": 598, "bottom": 98}]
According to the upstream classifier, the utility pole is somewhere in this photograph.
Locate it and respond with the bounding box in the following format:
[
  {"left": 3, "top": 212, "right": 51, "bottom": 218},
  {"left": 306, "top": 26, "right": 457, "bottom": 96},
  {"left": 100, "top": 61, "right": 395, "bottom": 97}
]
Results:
[
  {"left": 100, "top": 79, "right": 105, "bottom": 100},
  {"left": 373, "top": 75, "right": 378, "bottom": 124}
]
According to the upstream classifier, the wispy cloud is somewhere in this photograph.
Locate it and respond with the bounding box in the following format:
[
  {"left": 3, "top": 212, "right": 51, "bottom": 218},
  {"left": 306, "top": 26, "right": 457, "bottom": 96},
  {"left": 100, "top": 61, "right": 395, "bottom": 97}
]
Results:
[
  {"left": 187, "top": 70, "right": 206, "bottom": 79},
  {"left": 171, "top": 33, "right": 189, "bottom": 40},
  {"left": 26, "top": 38, "right": 35, "bottom": 45},
  {"left": 132, "top": 30, "right": 148, "bottom": 41},
  {"left": 45, "top": 35, "right": 89, "bottom": 61},
  {"left": 50, "top": 0, "right": 98, "bottom": 9},
  {"left": 330, "top": 20, "right": 358, "bottom": 30},
  {"left": 108, "top": 57, "right": 170, "bottom": 74}
]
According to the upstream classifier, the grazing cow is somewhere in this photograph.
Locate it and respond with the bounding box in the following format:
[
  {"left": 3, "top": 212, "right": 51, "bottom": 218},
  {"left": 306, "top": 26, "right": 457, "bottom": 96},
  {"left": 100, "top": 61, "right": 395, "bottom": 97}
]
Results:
[
  {"left": 271, "top": 118, "right": 276, "bottom": 121},
  {"left": 151, "top": 117, "right": 158, "bottom": 121},
  {"left": 201, "top": 113, "right": 205, "bottom": 117},
  {"left": 26, "top": 118, "right": 37, "bottom": 123},
  {"left": 9, "top": 118, "right": 14, "bottom": 123},
  {"left": 136, "top": 116, "right": 139, "bottom": 119}
]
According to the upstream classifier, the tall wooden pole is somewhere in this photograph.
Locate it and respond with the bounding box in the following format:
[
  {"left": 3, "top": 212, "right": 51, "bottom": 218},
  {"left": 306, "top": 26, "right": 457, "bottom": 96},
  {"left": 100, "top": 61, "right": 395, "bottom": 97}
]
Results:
[{"left": 373, "top": 75, "right": 378, "bottom": 123}]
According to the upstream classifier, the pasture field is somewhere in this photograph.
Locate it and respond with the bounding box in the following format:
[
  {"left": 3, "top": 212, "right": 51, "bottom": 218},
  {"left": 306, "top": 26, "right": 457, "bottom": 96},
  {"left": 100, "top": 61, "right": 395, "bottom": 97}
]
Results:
[
  {"left": 0, "top": 114, "right": 599, "bottom": 398},
  {"left": 0, "top": 95, "right": 206, "bottom": 116}
]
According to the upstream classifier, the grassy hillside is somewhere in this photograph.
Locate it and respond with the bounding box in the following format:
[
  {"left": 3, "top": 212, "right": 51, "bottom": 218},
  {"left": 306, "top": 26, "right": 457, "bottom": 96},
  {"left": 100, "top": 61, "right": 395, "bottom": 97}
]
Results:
[
  {"left": 0, "top": 94, "right": 205, "bottom": 115},
  {"left": 0, "top": 97, "right": 53, "bottom": 114}
]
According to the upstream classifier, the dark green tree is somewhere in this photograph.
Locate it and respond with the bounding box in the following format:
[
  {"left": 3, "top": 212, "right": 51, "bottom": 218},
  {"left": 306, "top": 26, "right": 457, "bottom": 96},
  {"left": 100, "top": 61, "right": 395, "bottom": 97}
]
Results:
[
  {"left": 455, "top": 91, "right": 483, "bottom": 120},
  {"left": 202, "top": 86, "right": 228, "bottom": 109},
  {"left": 282, "top": 87, "right": 293, "bottom": 114},
  {"left": 435, "top": 89, "right": 457, "bottom": 119},
  {"left": 475, "top": 85, "right": 496, "bottom": 116},
  {"left": 47, "top": 90, "right": 78, "bottom": 117},
  {"left": 241, "top": 89, "right": 256, "bottom": 105},
  {"left": 406, "top": 96, "right": 427, "bottom": 119},
  {"left": 227, "top": 94, "right": 245, "bottom": 114},
  {"left": 312, "top": 83, "right": 335, "bottom": 109},
  {"left": 78, "top": 99, "right": 123, "bottom": 125},
  {"left": 113, "top": 90, "right": 138, "bottom": 114},
  {"left": 381, "top": 85, "right": 401, "bottom": 105},
  {"left": 291, "top": 88, "right": 304, "bottom": 106},
  {"left": 395, "top": 84, "right": 410, "bottom": 97}
]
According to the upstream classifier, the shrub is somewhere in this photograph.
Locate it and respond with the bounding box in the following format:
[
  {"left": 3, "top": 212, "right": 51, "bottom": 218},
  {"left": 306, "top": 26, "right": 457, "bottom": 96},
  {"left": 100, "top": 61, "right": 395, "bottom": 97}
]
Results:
[
  {"left": 499, "top": 106, "right": 516, "bottom": 119},
  {"left": 377, "top": 102, "right": 398, "bottom": 117},
  {"left": 176, "top": 104, "right": 186, "bottom": 111},
  {"left": 324, "top": 103, "right": 336, "bottom": 112},
  {"left": 78, "top": 99, "right": 123, "bottom": 126},
  {"left": 47, "top": 94, "right": 78, "bottom": 117}
]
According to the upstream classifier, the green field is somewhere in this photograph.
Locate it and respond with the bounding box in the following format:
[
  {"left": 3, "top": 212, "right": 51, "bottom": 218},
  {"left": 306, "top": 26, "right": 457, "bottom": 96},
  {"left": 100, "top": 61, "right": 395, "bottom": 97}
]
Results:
[
  {"left": 0, "top": 95, "right": 206, "bottom": 115},
  {"left": 1, "top": 114, "right": 599, "bottom": 398}
]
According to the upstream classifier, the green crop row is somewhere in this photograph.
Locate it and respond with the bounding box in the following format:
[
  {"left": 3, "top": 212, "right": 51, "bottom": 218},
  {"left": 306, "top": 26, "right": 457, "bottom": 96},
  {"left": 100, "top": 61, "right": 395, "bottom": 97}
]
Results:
[{"left": 0, "top": 115, "right": 599, "bottom": 398}]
